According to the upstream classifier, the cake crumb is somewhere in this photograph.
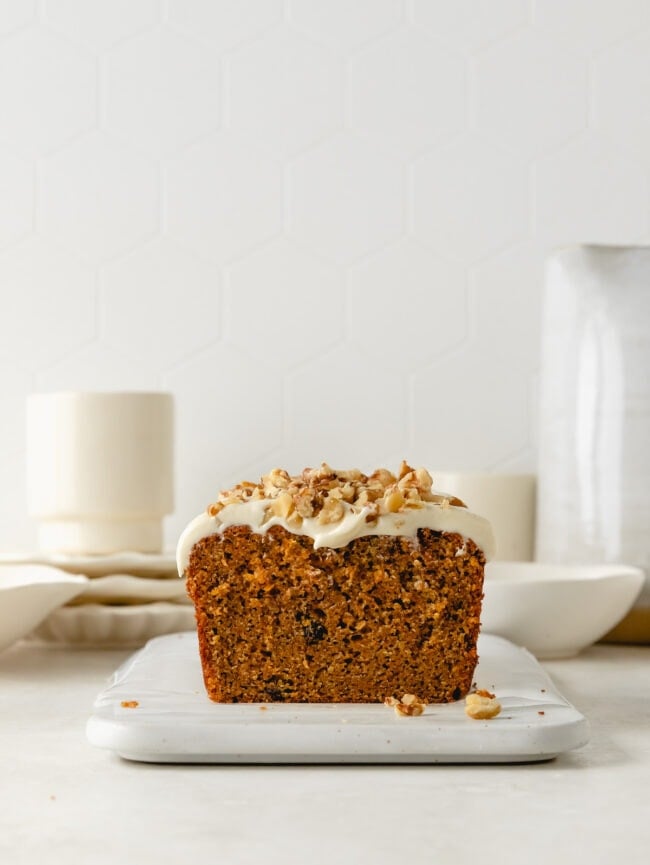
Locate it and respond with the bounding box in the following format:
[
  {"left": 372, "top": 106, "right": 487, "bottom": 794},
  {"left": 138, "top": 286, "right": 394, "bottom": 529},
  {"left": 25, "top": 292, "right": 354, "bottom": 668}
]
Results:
[
  {"left": 120, "top": 700, "right": 139, "bottom": 709},
  {"left": 384, "top": 693, "right": 426, "bottom": 717},
  {"left": 465, "top": 689, "right": 501, "bottom": 720},
  {"left": 538, "top": 710, "right": 545, "bottom": 716},
  {"left": 259, "top": 705, "right": 268, "bottom": 711}
]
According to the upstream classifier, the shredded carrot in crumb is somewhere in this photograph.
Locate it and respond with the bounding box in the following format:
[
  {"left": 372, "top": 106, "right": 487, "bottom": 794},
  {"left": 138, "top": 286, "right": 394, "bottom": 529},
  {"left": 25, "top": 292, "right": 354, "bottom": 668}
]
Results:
[{"left": 120, "top": 700, "right": 139, "bottom": 709}]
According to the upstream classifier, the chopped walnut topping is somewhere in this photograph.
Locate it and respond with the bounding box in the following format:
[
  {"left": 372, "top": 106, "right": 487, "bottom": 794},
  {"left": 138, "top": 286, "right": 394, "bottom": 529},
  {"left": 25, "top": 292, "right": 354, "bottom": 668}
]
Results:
[
  {"left": 207, "top": 462, "right": 467, "bottom": 526},
  {"left": 294, "top": 489, "right": 316, "bottom": 518},
  {"left": 370, "top": 468, "right": 397, "bottom": 487},
  {"left": 263, "top": 468, "right": 290, "bottom": 495},
  {"left": 464, "top": 689, "right": 502, "bottom": 720},
  {"left": 269, "top": 490, "right": 293, "bottom": 519},
  {"left": 318, "top": 496, "right": 345, "bottom": 525},
  {"left": 382, "top": 488, "right": 404, "bottom": 513},
  {"left": 286, "top": 511, "right": 304, "bottom": 530},
  {"left": 384, "top": 693, "right": 426, "bottom": 717},
  {"left": 397, "top": 460, "right": 412, "bottom": 480}
]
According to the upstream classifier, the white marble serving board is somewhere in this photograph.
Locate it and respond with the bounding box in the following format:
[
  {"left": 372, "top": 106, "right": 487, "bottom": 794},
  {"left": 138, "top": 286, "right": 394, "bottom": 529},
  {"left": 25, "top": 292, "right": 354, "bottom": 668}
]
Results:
[{"left": 86, "top": 632, "right": 589, "bottom": 764}]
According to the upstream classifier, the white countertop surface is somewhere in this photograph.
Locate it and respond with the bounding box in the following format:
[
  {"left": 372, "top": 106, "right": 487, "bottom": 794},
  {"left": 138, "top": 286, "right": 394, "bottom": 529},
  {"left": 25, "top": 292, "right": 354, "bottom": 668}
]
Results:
[{"left": 0, "top": 640, "right": 648, "bottom": 865}]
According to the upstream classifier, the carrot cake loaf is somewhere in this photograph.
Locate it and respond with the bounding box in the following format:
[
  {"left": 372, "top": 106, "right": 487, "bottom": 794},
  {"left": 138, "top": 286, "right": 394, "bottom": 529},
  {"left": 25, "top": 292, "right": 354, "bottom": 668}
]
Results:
[{"left": 177, "top": 462, "right": 494, "bottom": 704}]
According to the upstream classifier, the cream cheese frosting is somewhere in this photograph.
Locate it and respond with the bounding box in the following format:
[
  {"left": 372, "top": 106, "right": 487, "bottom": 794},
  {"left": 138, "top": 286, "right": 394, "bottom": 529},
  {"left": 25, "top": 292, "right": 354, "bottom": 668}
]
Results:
[{"left": 176, "top": 497, "right": 495, "bottom": 576}]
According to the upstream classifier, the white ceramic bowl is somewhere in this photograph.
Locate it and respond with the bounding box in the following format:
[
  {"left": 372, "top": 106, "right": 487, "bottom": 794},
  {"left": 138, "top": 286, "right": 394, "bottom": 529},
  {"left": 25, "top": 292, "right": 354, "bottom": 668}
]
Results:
[
  {"left": 0, "top": 565, "right": 88, "bottom": 652},
  {"left": 482, "top": 561, "right": 645, "bottom": 658},
  {"left": 30, "top": 601, "right": 195, "bottom": 648},
  {"left": 70, "top": 574, "right": 190, "bottom": 605}
]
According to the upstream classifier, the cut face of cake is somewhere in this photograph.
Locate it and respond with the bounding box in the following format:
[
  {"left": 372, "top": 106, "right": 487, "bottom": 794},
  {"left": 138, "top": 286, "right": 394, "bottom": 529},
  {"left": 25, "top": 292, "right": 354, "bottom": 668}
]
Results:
[{"left": 177, "top": 462, "right": 495, "bottom": 704}]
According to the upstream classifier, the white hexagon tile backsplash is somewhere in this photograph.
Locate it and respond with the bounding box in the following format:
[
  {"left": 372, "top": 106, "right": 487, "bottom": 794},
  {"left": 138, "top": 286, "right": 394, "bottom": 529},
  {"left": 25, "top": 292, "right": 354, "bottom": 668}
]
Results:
[{"left": 0, "top": 0, "right": 649, "bottom": 550}]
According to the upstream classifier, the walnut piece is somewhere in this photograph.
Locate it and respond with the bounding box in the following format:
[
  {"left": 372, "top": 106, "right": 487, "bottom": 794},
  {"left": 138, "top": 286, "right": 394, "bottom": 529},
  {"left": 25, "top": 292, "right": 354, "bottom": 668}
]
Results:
[
  {"left": 318, "top": 495, "right": 346, "bottom": 525},
  {"left": 464, "top": 689, "right": 501, "bottom": 720},
  {"left": 384, "top": 693, "right": 426, "bottom": 717},
  {"left": 269, "top": 490, "right": 294, "bottom": 519}
]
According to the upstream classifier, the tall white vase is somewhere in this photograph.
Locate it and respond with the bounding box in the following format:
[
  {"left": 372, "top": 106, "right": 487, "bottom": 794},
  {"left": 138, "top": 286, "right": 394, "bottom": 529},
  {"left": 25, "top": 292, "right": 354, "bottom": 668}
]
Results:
[{"left": 536, "top": 245, "right": 649, "bottom": 641}]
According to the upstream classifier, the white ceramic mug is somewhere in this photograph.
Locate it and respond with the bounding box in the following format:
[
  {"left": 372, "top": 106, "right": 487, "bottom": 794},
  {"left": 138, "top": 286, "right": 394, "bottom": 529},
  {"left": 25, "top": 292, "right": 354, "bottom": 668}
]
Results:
[
  {"left": 26, "top": 392, "right": 174, "bottom": 555},
  {"left": 432, "top": 472, "right": 536, "bottom": 561}
]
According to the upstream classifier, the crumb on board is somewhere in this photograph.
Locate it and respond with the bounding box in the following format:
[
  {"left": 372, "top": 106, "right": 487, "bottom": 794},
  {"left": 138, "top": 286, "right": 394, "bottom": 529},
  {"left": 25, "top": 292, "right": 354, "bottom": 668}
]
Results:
[
  {"left": 259, "top": 705, "right": 268, "bottom": 711},
  {"left": 465, "top": 689, "right": 501, "bottom": 720},
  {"left": 120, "top": 700, "right": 139, "bottom": 709},
  {"left": 538, "top": 710, "right": 545, "bottom": 716},
  {"left": 384, "top": 693, "right": 426, "bottom": 717}
]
